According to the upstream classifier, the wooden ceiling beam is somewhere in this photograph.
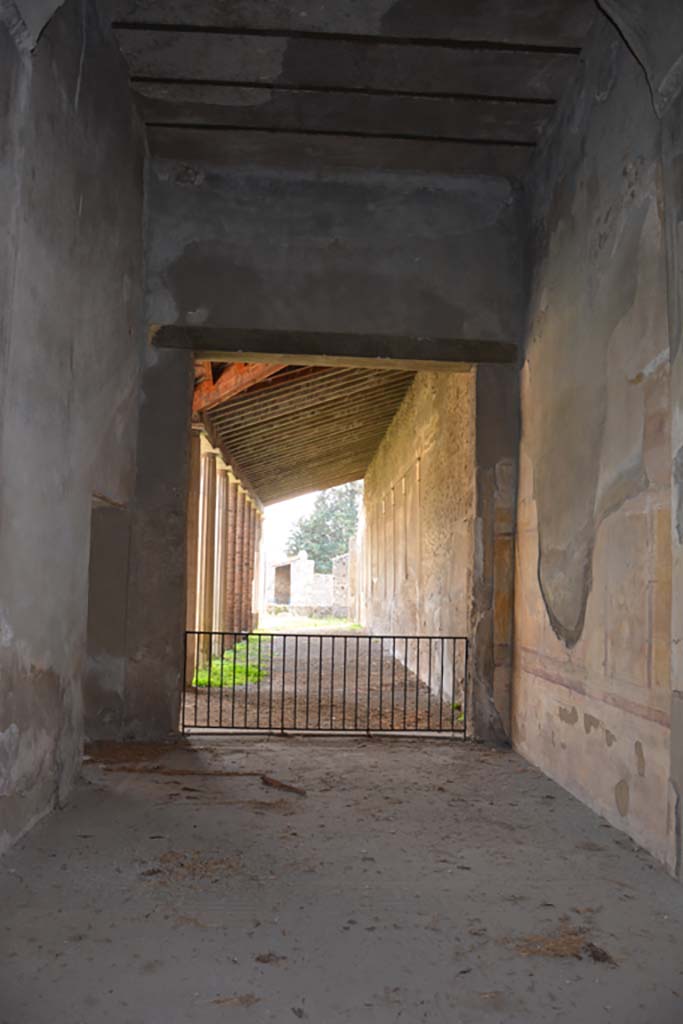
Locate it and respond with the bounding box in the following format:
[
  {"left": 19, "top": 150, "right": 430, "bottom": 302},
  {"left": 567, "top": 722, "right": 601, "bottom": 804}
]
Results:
[{"left": 192, "top": 360, "right": 285, "bottom": 414}]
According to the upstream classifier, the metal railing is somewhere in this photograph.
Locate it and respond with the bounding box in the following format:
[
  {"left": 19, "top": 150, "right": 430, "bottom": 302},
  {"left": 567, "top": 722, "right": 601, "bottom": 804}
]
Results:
[{"left": 182, "top": 631, "right": 468, "bottom": 737}]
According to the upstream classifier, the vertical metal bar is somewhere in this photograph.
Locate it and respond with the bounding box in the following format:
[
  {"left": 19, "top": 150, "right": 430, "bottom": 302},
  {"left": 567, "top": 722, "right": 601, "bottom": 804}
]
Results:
[
  {"left": 342, "top": 636, "right": 348, "bottom": 730},
  {"left": 231, "top": 632, "right": 237, "bottom": 727},
  {"left": 193, "top": 631, "right": 200, "bottom": 727},
  {"left": 244, "top": 631, "right": 249, "bottom": 728},
  {"left": 415, "top": 638, "right": 421, "bottom": 731},
  {"left": 182, "top": 631, "right": 188, "bottom": 730},
  {"left": 206, "top": 633, "right": 212, "bottom": 728},
  {"left": 390, "top": 637, "right": 396, "bottom": 731},
  {"left": 256, "top": 633, "right": 262, "bottom": 728},
  {"left": 281, "top": 635, "right": 287, "bottom": 734},
  {"left": 451, "top": 637, "right": 457, "bottom": 733},
  {"left": 305, "top": 636, "right": 311, "bottom": 729},
  {"left": 378, "top": 637, "right": 384, "bottom": 731},
  {"left": 354, "top": 635, "right": 360, "bottom": 731},
  {"left": 439, "top": 638, "right": 445, "bottom": 731},
  {"left": 329, "top": 636, "right": 336, "bottom": 730},
  {"left": 219, "top": 632, "right": 225, "bottom": 727},
  {"left": 366, "top": 636, "right": 372, "bottom": 735},
  {"left": 463, "top": 638, "right": 469, "bottom": 740},
  {"left": 427, "top": 637, "right": 433, "bottom": 730},
  {"left": 269, "top": 634, "right": 275, "bottom": 731},
  {"left": 293, "top": 635, "right": 299, "bottom": 730},
  {"left": 317, "top": 635, "right": 323, "bottom": 729},
  {"left": 403, "top": 637, "right": 408, "bottom": 730}
]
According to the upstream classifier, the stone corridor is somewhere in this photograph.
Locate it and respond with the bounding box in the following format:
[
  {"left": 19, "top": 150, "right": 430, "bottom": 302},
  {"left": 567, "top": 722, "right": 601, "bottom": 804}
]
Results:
[{"left": 1, "top": 738, "right": 681, "bottom": 1024}]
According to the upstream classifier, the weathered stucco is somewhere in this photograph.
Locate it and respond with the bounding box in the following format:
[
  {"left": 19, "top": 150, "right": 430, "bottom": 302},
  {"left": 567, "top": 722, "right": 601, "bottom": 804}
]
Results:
[
  {"left": 0, "top": 2, "right": 145, "bottom": 852},
  {"left": 663, "top": 79, "right": 683, "bottom": 880},
  {"left": 362, "top": 372, "right": 475, "bottom": 723},
  {"left": 513, "top": 17, "right": 674, "bottom": 866},
  {"left": 471, "top": 365, "right": 519, "bottom": 743},
  {"left": 146, "top": 164, "right": 524, "bottom": 348},
  {"left": 364, "top": 372, "right": 475, "bottom": 640},
  {"left": 122, "top": 347, "right": 193, "bottom": 741},
  {"left": 362, "top": 366, "right": 518, "bottom": 742}
]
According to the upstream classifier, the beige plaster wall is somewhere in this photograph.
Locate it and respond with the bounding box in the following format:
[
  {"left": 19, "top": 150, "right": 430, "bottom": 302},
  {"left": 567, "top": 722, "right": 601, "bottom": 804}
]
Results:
[
  {"left": 513, "top": 18, "right": 674, "bottom": 867},
  {"left": 363, "top": 371, "right": 475, "bottom": 641}
]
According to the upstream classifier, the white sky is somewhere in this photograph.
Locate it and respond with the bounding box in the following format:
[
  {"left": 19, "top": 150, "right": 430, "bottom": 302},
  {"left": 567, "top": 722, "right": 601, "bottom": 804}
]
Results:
[{"left": 262, "top": 490, "right": 319, "bottom": 566}]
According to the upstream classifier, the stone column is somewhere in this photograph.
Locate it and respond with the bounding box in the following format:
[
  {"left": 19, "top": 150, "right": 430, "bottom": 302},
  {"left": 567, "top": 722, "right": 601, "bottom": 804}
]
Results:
[
  {"left": 252, "top": 511, "right": 263, "bottom": 629},
  {"left": 184, "top": 430, "right": 201, "bottom": 684},
  {"left": 469, "top": 364, "right": 519, "bottom": 744},
  {"left": 233, "top": 487, "right": 245, "bottom": 632},
  {"left": 124, "top": 348, "right": 193, "bottom": 739},
  {"left": 213, "top": 468, "right": 229, "bottom": 638},
  {"left": 245, "top": 503, "right": 256, "bottom": 629},
  {"left": 197, "top": 452, "right": 217, "bottom": 665},
  {"left": 239, "top": 497, "right": 251, "bottom": 632},
  {"left": 224, "top": 476, "right": 238, "bottom": 640}
]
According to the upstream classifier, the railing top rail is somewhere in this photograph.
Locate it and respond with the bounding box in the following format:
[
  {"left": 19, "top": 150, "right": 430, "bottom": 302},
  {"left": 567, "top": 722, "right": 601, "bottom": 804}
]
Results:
[{"left": 185, "top": 630, "right": 468, "bottom": 641}]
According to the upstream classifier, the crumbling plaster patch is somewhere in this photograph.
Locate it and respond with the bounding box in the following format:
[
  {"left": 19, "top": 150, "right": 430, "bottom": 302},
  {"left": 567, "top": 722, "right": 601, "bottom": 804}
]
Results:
[
  {"left": 513, "top": 12, "right": 674, "bottom": 870},
  {"left": 673, "top": 446, "right": 683, "bottom": 544},
  {"left": 526, "top": 23, "right": 668, "bottom": 649}
]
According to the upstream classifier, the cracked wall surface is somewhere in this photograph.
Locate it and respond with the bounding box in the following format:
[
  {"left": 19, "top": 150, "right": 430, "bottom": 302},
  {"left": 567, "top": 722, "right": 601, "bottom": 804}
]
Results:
[
  {"left": 0, "top": 0, "right": 145, "bottom": 853},
  {"left": 512, "top": 16, "right": 674, "bottom": 866}
]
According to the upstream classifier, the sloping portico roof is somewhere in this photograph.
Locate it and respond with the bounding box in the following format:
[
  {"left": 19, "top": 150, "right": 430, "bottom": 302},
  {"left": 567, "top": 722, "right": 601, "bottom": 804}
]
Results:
[{"left": 196, "top": 361, "right": 415, "bottom": 504}]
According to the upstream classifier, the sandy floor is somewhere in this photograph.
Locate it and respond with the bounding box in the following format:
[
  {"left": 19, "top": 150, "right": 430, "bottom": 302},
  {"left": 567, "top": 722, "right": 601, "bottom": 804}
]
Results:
[{"left": 1, "top": 737, "right": 682, "bottom": 1023}]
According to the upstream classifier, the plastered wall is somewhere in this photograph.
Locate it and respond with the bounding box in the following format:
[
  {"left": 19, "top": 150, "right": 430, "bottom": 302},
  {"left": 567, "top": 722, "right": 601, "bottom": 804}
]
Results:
[
  {"left": 0, "top": 1, "right": 145, "bottom": 852},
  {"left": 146, "top": 164, "right": 523, "bottom": 347},
  {"left": 363, "top": 372, "right": 475, "bottom": 641},
  {"left": 513, "top": 18, "right": 675, "bottom": 866}
]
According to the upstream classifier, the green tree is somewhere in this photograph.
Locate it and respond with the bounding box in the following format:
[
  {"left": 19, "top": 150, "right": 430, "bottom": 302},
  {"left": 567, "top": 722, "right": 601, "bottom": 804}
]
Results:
[{"left": 287, "top": 482, "right": 362, "bottom": 573}]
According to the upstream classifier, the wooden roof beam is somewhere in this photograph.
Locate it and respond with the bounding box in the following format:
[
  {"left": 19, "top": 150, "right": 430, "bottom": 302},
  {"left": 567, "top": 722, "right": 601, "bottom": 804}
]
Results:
[{"left": 193, "top": 360, "right": 285, "bottom": 414}]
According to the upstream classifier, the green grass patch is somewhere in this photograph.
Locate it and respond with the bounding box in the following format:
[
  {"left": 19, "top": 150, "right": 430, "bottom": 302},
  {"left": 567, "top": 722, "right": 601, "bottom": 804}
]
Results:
[{"left": 193, "top": 638, "right": 269, "bottom": 688}]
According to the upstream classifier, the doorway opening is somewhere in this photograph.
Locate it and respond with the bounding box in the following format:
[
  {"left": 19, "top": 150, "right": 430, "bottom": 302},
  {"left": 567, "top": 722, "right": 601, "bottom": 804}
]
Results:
[
  {"left": 274, "top": 563, "right": 291, "bottom": 605},
  {"left": 184, "top": 360, "right": 475, "bottom": 738}
]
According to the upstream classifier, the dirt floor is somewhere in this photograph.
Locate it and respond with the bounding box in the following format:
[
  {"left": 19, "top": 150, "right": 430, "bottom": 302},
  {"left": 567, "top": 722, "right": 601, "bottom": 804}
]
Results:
[
  {"left": 184, "top": 633, "right": 466, "bottom": 734},
  {"left": 1, "top": 738, "right": 683, "bottom": 1023}
]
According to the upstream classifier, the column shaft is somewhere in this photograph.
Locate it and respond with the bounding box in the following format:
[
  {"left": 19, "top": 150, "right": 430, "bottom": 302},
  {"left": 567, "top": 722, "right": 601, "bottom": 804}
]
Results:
[
  {"left": 233, "top": 488, "right": 245, "bottom": 632},
  {"left": 197, "top": 452, "right": 217, "bottom": 665},
  {"left": 184, "top": 431, "right": 201, "bottom": 684}
]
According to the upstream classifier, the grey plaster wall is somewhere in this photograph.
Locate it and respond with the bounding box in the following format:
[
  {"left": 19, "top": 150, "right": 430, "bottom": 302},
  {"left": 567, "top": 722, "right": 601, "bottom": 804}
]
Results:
[
  {"left": 0, "top": 0, "right": 145, "bottom": 853},
  {"left": 513, "top": 16, "right": 675, "bottom": 866},
  {"left": 470, "top": 365, "right": 519, "bottom": 743},
  {"left": 597, "top": 0, "right": 683, "bottom": 116},
  {"left": 84, "top": 503, "right": 131, "bottom": 741},
  {"left": 123, "top": 347, "right": 193, "bottom": 741},
  {"left": 146, "top": 163, "right": 524, "bottom": 348}
]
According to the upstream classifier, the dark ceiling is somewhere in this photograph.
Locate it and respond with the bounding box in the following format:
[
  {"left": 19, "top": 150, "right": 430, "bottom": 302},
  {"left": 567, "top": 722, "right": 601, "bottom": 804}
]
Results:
[
  {"left": 203, "top": 364, "right": 416, "bottom": 504},
  {"left": 112, "top": 0, "right": 596, "bottom": 179},
  {"left": 113, "top": 2, "right": 597, "bottom": 500}
]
